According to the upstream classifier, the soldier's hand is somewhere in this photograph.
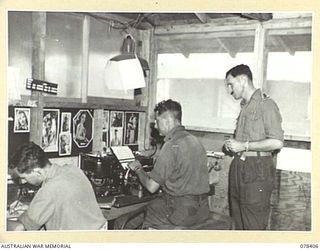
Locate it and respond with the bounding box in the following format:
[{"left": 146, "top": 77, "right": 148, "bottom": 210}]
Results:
[
  {"left": 224, "top": 139, "right": 246, "bottom": 153},
  {"left": 128, "top": 160, "right": 142, "bottom": 172}
]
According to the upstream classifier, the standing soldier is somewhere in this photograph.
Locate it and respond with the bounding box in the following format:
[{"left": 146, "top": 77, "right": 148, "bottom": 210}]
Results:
[{"left": 224, "top": 64, "right": 284, "bottom": 230}]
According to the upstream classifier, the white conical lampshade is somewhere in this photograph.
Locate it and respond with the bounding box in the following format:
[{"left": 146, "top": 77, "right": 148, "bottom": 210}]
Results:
[
  {"left": 104, "top": 35, "right": 147, "bottom": 90},
  {"left": 104, "top": 57, "right": 145, "bottom": 90}
]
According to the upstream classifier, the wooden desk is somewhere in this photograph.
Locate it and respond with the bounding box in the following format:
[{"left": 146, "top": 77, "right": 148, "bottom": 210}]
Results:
[
  {"left": 6, "top": 201, "right": 149, "bottom": 231},
  {"left": 100, "top": 202, "right": 149, "bottom": 221},
  {"left": 7, "top": 193, "right": 155, "bottom": 231},
  {"left": 97, "top": 194, "right": 156, "bottom": 221}
]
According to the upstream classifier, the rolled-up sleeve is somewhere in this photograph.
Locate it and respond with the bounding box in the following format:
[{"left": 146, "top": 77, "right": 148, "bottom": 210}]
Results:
[
  {"left": 263, "top": 99, "right": 284, "bottom": 141},
  {"left": 18, "top": 187, "right": 55, "bottom": 230}
]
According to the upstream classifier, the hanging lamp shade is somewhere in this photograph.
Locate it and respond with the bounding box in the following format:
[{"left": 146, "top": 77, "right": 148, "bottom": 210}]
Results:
[{"left": 104, "top": 35, "right": 149, "bottom": 90}]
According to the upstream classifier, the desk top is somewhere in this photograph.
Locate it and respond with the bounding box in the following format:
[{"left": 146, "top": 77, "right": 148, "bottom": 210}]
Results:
[
  {"left": 97, "top": 194, "right": 156, "bottom": 221},
  {"left": 101, "top": 202, "right": 149, "bottom": 221},
  {"left": 7, "top": 194, "right": 156, "bottom": 223}
]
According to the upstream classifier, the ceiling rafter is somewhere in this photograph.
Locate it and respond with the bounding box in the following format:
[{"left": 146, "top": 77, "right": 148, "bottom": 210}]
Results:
[
  {"left": 271, "top": 36, "right": 295, "bottom": 55},
  {"left": 216, "top": 38, "right": 236, "bottom": 58},
  {"left": 194, "top": 13, "right": 210, "bottom": 23}
]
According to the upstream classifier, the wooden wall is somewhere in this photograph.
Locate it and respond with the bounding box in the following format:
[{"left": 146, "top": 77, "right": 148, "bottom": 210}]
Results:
[{"left": 269, "top": 170, "right": 311, "bottom": 230}]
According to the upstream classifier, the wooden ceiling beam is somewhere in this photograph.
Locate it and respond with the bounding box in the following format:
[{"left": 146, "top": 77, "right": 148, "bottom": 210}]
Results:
[
  {"left": 79, "top": 12, "right": 131, "bottom": 25},
  {"left": 194, "top": 13, "right": 210, "bottom": 23},
  {"left": 155, "top": 16, "right": 311, "bottom": 35},
  {"left": 156, "top": 30, "right": 254, "bottom": 41},
  {"left": 216, "top": 38, "right": 236, "bottom": 58},
  {"left": 274, "top": 36, "right": 295, "bottom": 55},
  {"left": 240, "top": 13, "right": 273, "bottom": 22},
  {"left": 79, "top": 12, "right": 154, "bottom": 30}
]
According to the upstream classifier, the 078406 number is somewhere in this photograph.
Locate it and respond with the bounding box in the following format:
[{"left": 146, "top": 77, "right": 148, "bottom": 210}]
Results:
[{"left": 300, "top": 244, "right": 319, "bottom": 248}]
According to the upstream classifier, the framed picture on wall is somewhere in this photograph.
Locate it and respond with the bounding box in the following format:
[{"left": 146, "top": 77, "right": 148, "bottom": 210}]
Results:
[
  {"left": 73, "top": 110, "right": 93, "bottom": 148},
  {"left": 14, "top": 107, "right": 30, "bottom": 133},
  {"left": 42, "top": 109, "right": 60, "bottom": 152},
  {"left": 110, "top": 128, "right": 123, "bottom": 147},
  {"left": 124, "top": 112, "right": 139, "bottom": 145},
  {"left": 61, "top": 112, "right": 71, "bottom": 133},
  {"left": 110, "top": 111, "right": 124, "bottom": 128},
  {"left": 59, "top": 132, "right": 72, "bottom": 156}
]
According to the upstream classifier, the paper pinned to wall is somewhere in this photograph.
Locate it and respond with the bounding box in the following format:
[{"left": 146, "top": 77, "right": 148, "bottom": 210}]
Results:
[{"left": 104, "top": 57, "right": 146, "bottom": 90}]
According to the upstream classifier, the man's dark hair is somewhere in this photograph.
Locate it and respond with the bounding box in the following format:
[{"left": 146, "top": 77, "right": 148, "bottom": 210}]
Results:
[
  {"left": 225, "top": 64, "right": 253, "bottom": 81},
  {"left": 154, "top": 99, "right": 182, "bottom": 122},
  {"left": 9, "top": 142, "right": 50, "bottom": 174}
]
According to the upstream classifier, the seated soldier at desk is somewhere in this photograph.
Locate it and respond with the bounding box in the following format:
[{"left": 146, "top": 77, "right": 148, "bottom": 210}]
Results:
[
  {"left": 120, "top": 99, "right": 210, "bottom": 229},
  {"left": 7, "top": 142, "right": 107, "bottom": 231}
]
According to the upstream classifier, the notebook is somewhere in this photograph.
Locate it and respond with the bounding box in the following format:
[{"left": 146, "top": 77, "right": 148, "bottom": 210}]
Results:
[{"left": 110, "top": 146, "right": 135, "bottom": 170}]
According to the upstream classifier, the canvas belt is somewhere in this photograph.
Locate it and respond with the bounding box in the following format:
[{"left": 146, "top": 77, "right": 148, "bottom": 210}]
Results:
[{"left": 237, "top": 151, "right": 272, "bottom": 157}]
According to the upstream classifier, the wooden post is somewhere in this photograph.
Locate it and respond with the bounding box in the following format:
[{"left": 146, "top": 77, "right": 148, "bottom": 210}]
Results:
[
  {"left": 81, "top": 15, "right": 90, "bottom": 103},
  {"left": 137, "top": 29, "right": 152, "bottom": 150},
  {"left": 146, "top": 29, "right": 157, "bottom": 150},
  {"left": 92, "top": 109, "right": 103, "bottom": 153},
  {"left": 29, "top": 12, "right": 46, "bottom": 145},
  {"left": 253, "top": 23, "right": 268, "bottom": 91}
]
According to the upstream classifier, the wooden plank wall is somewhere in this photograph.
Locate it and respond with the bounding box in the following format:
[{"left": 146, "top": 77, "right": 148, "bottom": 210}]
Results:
[{"left": 269, "top": 170, "right": 311, "bottom": 231}]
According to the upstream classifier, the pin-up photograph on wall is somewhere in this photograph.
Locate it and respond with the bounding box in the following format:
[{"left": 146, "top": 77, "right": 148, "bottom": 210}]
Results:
[
  {"left": 124, "top": 112, "right": 139, "bottom": 145},
  {"left": 14, "top": 107, "right": 30, "bottom": 133},
  {"left": 42, "top": 109, "right": 60, "bottom": 152},
  {"left": 61, "top": 112, "right": 71, "bottom": 133},
  {"left": 73, "top": 110, "right": 93, "bottom": 148},
  {"left": 59, "top": 132, "right": 72, "bottom": 156},
  {"left": 110, "top": 111, "right": 124, "bottom": 128},
  {"left": 110, "top": 128, "right": 123, "bottom": 146}
]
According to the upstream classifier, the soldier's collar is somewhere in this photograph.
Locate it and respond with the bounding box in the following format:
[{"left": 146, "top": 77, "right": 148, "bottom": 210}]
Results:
[
  {"left": 164, "top": 125, "right": 184, "bottom": 142},
  {"left": 241, "top": 89, "right": 262, "bottom": 106}
]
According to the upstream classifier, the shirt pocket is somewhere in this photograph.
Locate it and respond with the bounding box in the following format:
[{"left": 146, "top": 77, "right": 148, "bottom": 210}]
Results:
[{"left": 244, "top": 110, "right": 265, "bottom": 140}]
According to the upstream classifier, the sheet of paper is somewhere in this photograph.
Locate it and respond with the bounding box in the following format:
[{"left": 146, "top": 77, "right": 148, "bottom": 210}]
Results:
[{"left": 111, "top": 146, "right": 135, "bottom": 162}]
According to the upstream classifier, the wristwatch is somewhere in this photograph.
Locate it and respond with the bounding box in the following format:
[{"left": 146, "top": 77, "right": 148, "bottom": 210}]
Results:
[{"left": 245, "top": 141, "right": 249, "bottom": 152}]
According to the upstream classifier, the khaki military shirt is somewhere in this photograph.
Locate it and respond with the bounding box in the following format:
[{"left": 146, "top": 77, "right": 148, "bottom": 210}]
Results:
[
  {"left": 149, "top": 125, "right": 210, "bottom": 196},
  {"left": 19, "top": 164, "right": 106, "bottom": 230},
  {"left": 235, "top": 89, "right": 284, "bottom": 142}
]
